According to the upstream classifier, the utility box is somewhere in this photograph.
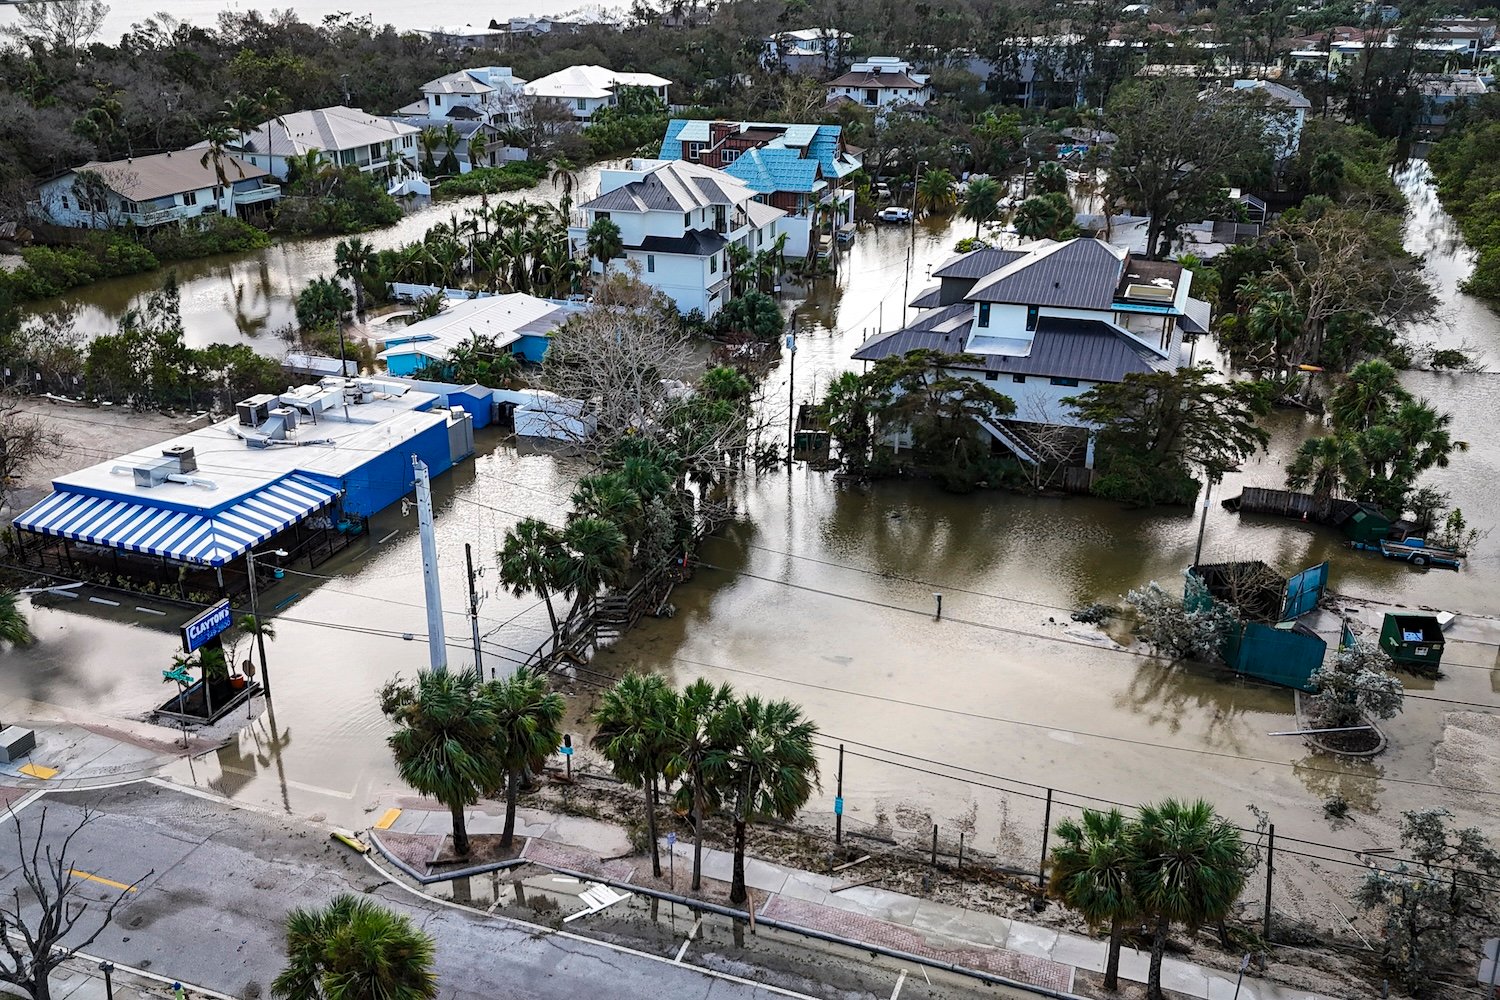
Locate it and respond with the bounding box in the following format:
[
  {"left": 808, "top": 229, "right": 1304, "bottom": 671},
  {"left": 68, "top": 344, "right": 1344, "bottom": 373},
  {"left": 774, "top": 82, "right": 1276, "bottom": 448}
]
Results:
[
  {"left": 1380, "top": 613, "right": 1446, "bottom": 669},
  {"left": 0, "top": 727, "right": 37, "bottom": 763}
]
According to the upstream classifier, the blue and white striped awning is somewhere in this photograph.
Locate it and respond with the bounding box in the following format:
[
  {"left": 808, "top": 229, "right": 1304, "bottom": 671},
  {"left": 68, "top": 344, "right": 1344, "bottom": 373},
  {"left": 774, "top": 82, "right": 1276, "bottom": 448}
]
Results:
[{"left": 14, "top": 475, "right": 342, "bottom": 567}]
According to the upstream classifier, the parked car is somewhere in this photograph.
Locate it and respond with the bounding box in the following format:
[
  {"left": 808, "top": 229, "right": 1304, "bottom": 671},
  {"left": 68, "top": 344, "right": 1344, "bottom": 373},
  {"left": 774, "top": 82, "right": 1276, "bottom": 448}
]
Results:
[{"left": 877, "top": 206, "right": 913, "bottom": 223}]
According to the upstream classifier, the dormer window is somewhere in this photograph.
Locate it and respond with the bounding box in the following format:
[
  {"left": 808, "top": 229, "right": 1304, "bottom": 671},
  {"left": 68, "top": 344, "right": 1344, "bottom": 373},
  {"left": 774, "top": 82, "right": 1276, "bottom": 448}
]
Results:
[
  {"left": 978, "top": 303, "right": 991, "bottom": 328},
  {"left": 1026, "top": 305, "right": 1039, "bottom": 331}
]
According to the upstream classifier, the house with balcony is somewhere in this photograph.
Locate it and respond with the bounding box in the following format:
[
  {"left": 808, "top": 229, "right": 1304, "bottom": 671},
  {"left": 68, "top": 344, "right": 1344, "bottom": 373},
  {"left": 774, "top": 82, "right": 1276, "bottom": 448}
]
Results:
[
  {"left": 569, "top": 158, "right": 785, "bottom": 318},
  {"left": 852, "top": 239, "right": 1209, "bottom": 467},
  {"left": 658, "top": 120, "right": 861, "bottom": 258},
  {"left": 229, "top": 106, "right": 425, "bottom": 190},
  {"left": 33, "top": 149, "right": 280, "bottom": 230},
  {"left": 524, "top": 65, "right": 671, "bottom": 122},
  {"left": 399, "top": 66, "right": 527, "bottom": 125},
  {"left": 760, "top": 28, "right": 851, "bottom": 74},
  {"left": 824, "top": 57, "right": 931, "bottom": 111}
]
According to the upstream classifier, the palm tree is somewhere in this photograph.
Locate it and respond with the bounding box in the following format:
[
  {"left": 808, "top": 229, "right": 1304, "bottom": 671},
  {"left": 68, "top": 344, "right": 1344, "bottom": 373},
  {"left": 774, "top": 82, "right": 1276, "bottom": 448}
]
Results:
[
  {"left": 1309, "top": 151, "right": 1345, "bottom": 198},
  {"left": 0, "top": 591, "right": 34, "bottom": 647},
  {"left": 1330, "top": 359, "right": 1408, "bottom": 432},
  {"left": 1034, "top": 160, "right": 1068, "bottom": 195},
  {"left": 1132, "top": 799, "right": 1249, "bottom": 1000},
  {"left": 334, "top": 237, "right": 376, "bottom": 316},
  {"left": 1245, "top": 289, "right": 1304, "bottom": 367},
  {"left": 467, "top": 129, "right": 488, "bottom": 170},
  {"left": 1390, "top": 398, "right": 1466, "bottom": 475},
  {"left": 558, "top": 515, "right": 631, "bottom": 623},
  {"left": 237, "top": 614, "right": 275, "bottom": 678},
  {"left": 222, "top": 93, "right": 263, "bottom": 147},
  {"left": 496, "top": 518, "right": 566, "bottom": 634},
  {"left": 198, "top": 120, "right": 244, "bottom": 189},
  {"left": 592, "top": 674, "right": 678, "bottom": 878},
  {"left": 914, "top": 168, "right": 958, "bottom": 215},
  {"left": 822, "top": 371, "right": 874, "bottom": 472},
  {"left": 550, "top": 162, "right": 578, "bottom": 202},
  {"left": 418, "top": 128, "right": 440, "bottom": 175},
  {"left": 586, "top": 217, "right": 624, "bottom": 277},
  {"left": 570, "top": 474, "right": 644, "bottom": 546},
  {"left": 1286, "top": 433, "right": 1360, "bottom": 509},
  {"left": 485, "top": 667, "right": 565, "bottom": 849},
  {"left": 272, "top": 894, "right": 438, "bottom": 1000},
  {"left": 378, "top": 669, "right": 503, "bottom": 857},
  {"left": 440, "top": 124, "right": 463, "bottom": 175},
  {"left": 706, "top": 695, "right": 820, "bottom": 905},
  {"left": 1049, "top": 808, "right": 1138, "bottom": 991},
  {"left": 666, "top": 679, "right": 735, "bottom": 891},
  {"left": 960, "top": 176, "right": 1002, "bottom": 238},
  {"left": 1013, "top": 193, "right": 1069, "bottom": 241}
]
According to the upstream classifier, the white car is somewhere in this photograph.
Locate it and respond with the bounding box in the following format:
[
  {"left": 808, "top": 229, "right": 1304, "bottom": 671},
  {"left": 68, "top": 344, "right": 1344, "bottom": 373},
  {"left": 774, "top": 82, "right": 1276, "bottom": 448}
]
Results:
[{"left": 877, "top": 206, "right": 913, "bottom": 223}]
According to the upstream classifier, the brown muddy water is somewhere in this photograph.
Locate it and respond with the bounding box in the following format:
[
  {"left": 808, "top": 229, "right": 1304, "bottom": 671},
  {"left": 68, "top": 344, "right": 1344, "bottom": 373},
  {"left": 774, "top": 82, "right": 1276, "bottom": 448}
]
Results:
[{"left": 2, "top": 164, "right": 1497, "bottom": 908}]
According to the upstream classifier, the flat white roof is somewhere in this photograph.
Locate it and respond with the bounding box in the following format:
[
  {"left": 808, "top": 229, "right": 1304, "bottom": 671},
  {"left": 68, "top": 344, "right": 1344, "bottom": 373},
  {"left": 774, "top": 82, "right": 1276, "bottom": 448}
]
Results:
[
  {"left": 378, "top": 294, "right": 582, "bottom": 360},
  {"left": 53, "top": 380, "right": 445, "bottom": 511},
  {"left": 526, "top": 64, "right": 671, "bottom": 100}
]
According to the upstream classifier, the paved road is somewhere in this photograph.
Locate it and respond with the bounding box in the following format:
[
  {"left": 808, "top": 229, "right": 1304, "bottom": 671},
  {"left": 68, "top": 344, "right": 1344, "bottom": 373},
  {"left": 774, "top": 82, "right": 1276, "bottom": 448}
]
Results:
[{"left": 0, "top": 785, "right": 1001, "bottom": 1000}]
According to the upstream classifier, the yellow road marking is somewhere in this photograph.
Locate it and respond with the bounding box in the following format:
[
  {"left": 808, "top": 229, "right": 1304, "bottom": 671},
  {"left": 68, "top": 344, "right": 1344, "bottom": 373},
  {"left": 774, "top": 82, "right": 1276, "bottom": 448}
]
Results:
[
  {"left": 18, "top": 764, "right": 57, "bottom": 779},
  {"left": 69, "top": 869, "right": 138, "bottom": 892},
  {"left": 373, "top": 808, "right": 401, "bottom": 830}
]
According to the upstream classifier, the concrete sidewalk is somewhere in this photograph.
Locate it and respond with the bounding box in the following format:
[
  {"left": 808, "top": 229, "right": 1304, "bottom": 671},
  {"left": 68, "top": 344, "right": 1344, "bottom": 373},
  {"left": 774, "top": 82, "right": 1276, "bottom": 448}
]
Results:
[
  {"left": 47, "top": 951, "right": 233, "bottom": 1000},
  {"left": 375, "top": 805, "right": 1334, "bottom": 1000}
]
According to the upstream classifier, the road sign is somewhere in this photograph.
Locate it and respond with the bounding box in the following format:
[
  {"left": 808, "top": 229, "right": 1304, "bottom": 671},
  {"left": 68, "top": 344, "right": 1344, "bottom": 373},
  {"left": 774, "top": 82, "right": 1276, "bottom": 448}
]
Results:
[
  {"left": 559, "top": 745, "right": 573, "bottom": 756},
  {"left": 181, "top": 599, "right": 233, "bottom": 653},
  {"left": 162, "top": 667, "right": 192, "bottom": 685},
  {"left": 667, "top": 832, "right": 676, "bottom": 847}
]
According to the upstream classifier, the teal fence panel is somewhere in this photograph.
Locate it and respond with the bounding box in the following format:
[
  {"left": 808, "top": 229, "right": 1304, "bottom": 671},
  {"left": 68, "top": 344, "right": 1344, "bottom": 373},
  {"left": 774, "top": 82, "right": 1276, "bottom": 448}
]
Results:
[
  {"left": 1281, "top": 561, "right": 1329, "bottom": 620},
  {"left": 1224, "top": 621, "right": 1326, "bottom": 692}
]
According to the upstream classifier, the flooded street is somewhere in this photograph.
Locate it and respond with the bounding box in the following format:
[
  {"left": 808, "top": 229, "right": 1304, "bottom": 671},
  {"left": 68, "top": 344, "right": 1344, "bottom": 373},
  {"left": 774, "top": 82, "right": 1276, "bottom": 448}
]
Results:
[{"left": 2, "top": 161, "right": 1497, "bottom": 921}]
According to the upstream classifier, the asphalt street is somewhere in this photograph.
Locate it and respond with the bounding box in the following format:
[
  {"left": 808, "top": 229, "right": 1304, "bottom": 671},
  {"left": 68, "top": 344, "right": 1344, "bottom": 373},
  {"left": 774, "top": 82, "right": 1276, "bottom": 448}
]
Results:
[{"left": 0, "top": 784, "right": 1005, "bottom": 1000}]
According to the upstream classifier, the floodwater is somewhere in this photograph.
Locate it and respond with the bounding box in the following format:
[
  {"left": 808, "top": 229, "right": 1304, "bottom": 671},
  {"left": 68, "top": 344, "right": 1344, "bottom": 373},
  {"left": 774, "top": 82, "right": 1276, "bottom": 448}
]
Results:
[
  {"left": 0, "top": 0, "right": 582, "bottom": 48},
  {"left": 17, "top": 165, "right": 607, "bottom": 348},
  {"left": 2, "top": 163, "right": 1497, "bottom": 913}
]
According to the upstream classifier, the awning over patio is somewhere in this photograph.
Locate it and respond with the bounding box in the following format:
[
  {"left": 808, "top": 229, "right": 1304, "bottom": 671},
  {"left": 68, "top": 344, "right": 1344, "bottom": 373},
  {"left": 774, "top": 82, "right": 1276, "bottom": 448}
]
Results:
[{"left": 13, "top": 474, "right": 342, "bottom": 567}]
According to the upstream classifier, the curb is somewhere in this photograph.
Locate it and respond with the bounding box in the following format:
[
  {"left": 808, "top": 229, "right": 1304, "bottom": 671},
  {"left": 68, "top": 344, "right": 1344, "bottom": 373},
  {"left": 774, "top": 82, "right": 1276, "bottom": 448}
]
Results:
[{"left": 366, "top": 828, "right": 529, "bottom": 885}]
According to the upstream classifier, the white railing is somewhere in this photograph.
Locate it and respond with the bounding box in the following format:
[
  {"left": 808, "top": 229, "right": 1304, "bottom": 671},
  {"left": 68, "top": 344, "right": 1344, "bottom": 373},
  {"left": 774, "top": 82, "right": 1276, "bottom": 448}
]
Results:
[
  {"left": 232, "top": 186, "right": 280, "bottom": 205},
  {"left": 123, "top": 205, "right": 195, "bottom": 226}
]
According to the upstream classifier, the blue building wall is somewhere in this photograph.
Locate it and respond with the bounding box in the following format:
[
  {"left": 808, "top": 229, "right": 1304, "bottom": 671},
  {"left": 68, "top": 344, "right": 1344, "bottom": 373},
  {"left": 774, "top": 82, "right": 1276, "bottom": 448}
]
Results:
[
  {"left": 382, "top": 352, "right": 426, "bottom": 377},
  {"left": 514, "top": 334, "right": 550, "bottom": 363},
  {"left": 306, "top": 416, "right": 455, "bottom": 517}
]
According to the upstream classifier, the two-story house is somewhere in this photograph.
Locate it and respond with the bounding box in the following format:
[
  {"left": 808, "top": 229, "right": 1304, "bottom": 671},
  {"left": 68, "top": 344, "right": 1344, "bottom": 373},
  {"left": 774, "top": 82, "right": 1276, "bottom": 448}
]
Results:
[
  {"left": 33, "top": 149, "right": 280, "bottom": 230},
  {"left": 825, "top": 57, "right": 931, "bottom": 112},
  {"left": 852, "top": 239, "right": 1209, "bottom": 467},
  {"left": 403, "top": 67, "right": 527, "bottom": 125},
  {"left": 760, "top": 28, "right": 851, "bottom": 75},
  {"left": 658, "top": 120, "right": 862, "bottom": 258},
  {"left": 524, "top": 65, "right": 672, "bottom": 122},
  {"left": 230, "top": 107, "right": 425, "bottom": 189},
  {"left": 569, "top": 159, "right": 785, "bottom": 318}
]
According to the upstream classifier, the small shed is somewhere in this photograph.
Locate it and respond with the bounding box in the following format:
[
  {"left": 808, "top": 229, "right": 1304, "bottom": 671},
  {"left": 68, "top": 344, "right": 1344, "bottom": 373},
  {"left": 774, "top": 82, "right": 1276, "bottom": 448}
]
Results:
[
  {"left": 1379, "top": 613, "right": 1446, "bottom": 669},
  {"left": 1339, "top": 503, "right": 1395, "bottom": 544}
]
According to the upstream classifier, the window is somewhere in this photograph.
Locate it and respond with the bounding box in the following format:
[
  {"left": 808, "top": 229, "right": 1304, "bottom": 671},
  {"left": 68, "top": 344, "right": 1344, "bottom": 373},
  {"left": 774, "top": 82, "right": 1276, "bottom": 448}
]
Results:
[
  {"left": 984, "top": 371, "right": 998, "bottom": 381},
  {"left": 576, "top": 97, "right": 587, "bottom": 111},
  {"left": 369, "top": 143, "right": 382, "bottom": 160},
  {"left": 1026, "top": 305, "right": 1039, "bottom": 331},
  {"left": 434, "top": 94, "right": 442, "bottom": 106},
  {"left": 595, "top": 211, "right": 611, "bottom": 222},
  {"left": 722, "top": 148, "right": 739, "bottom": 162},
  {"left": 647, "top": 254, "right": 656, "bottom": 273},
  {"left": 977, "top": 302, "right": 991, "bottom": 328},
  {"left": 1049, "top": 377, "right": 1079, "bottom": 387},
  {"left": 212, "top": 186, "right": 223, "bottom": 200},
  {"left": 684, "top": 211, "right": 691, "bottom": 227},
  {"left": 61, "top": 195, "right": 70, "bottom": 209},
  {"left": 182, "top": 190, "right": 198, "bottom": 206},
  {"left": 1012, "top": 374, "right": 1027, "bottom": 383},
  {"left": 710, "top": 255, "right": 718, "bottom": 274}
]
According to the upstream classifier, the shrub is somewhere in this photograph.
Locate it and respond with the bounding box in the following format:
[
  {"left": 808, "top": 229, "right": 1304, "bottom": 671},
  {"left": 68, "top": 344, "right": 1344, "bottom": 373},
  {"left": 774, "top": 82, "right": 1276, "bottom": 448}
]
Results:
[
  {"left": 433, "top": 160, "right": 550, "bottom": 197},
  {"left": 146, "top": 217, "right": 271, "bottom": 259}
]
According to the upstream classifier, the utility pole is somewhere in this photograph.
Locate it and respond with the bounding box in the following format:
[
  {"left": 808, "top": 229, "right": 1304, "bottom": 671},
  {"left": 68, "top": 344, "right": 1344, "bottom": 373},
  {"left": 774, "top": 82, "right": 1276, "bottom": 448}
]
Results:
[
  {"left": 465, "top": 543, "right": 483, "bottom": 674},
  {"left": 413, "top": 455, "right": 447, "bottom": 673},
  {"left": 1194, "top": 475, "right": 1214, "bottom": 568},
  {"left": 785, "top": 319, "right": 797, "bottom": 469},
  {"left": 835, "top": 744, "right": 844, "bottom": 845}
]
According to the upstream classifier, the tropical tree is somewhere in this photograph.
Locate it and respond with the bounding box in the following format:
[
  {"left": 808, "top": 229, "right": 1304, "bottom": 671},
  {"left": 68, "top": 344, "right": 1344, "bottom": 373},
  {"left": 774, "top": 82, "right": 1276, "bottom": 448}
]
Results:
[
  {"left": 570, "top": 474, "right": 644, "bottom": 546},
  {"left": 272, "top": 894, "right": 438, "bottom": 1000},
  {"left": 295, "top": 276, "right": 354, "bottom": 331},
  {"left": 960, "top": 176, "right": 1003, "bottom": 238},
  {"left": 496, "top": 518, "right": 566, "bottom": 633},
  {"left": 586, "top": 217, "right": 623, "bottom": 276},
  {"left": 1285, "top": 433, "right": 1361, "bottom": 509},
  {"left": 334, "top": 238, "right": 376, "bottom": 316},
  {"left": 0, "top": 591, "right": 34, "bottom": 647},
  {"left": 378, "top": 669, "right": 504, "bottom": 857},
  {"left": 1049, "top": 808, "right": 1138, "bottom": 991},
  {"left": 439, "top": 124, "right": 463, "bottom": 175},
  {"left": 706, "top": 695, "right": 820, "bottom": 905},
  {"left": 1012, "top": 193, "right": 1073, "bottom": 241},
  {"left": 237, "top": 614, "right": 275, "bottom": 678},
  {"left": 822, "top": 371, "right": 875, "bottom": 473},
  {"left": 222, "top": 93, "right": 263, "bottom": 146},
  {"left": 198, "top": 120, "right": 242, "bottom": 188},
  {"left": 914, "top": 168, "right": 958, "bottom": 215},
  {"left": 1131, "top": 799, "right": 1249, "bottom": 1000},
  {"left": 485, "top": 667, "right": 566, "bottom": 849},
  {"left": 557, "top": 516, "right": 631, "bottom": 622},
  {"left": 666, "top": 679, "right": 735, "bottom": 890},
  {"left": 418, "top": 128, "right": 440, "bottom": 175},
  {"left": 1245, "top": 289, "right": 1304, "bottom": 367},
  {"left": 1330, "top": 359, "right": 1408, "bottom": 432},
  {"left": 1310, "top": 150, "right": 1346, "bottom": 198},
  {"left": 1034, "top": 160, "right": 1069, "bottom": 195},
  {"left": 591, "top": 673, "right": 678, "bottom": 877},
  {"left": 467, "top": 129, "right": 488, "bottom": 169}
]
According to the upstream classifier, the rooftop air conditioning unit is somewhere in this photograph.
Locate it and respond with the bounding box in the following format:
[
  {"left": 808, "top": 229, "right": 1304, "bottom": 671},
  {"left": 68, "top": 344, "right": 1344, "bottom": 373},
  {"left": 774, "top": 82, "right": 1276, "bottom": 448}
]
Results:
[
  {"left": 270, "top": 406, "right": 299, "bottom": 431},
  {"left": 236, "top": 394, "right": 277, "bottom": 427},
  {"left": 1124, "top": 282, "right": 1174, "bottom": 303},
  {"left": 161, "top": 444, "right": 197, "bottom": 473},
  {"left": 132, "top": 457, "right": 177, "bottom": 488}
]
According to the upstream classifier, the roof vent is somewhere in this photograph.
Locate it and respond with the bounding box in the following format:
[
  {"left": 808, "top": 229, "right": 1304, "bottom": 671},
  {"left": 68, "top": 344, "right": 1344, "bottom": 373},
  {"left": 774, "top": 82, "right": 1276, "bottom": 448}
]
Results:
[
  {"left": 161, "top": 445, "right": 197, "bottom": 473},
  {"left": 1124, "top": 282, "right": 1175, "bottom": 302}
]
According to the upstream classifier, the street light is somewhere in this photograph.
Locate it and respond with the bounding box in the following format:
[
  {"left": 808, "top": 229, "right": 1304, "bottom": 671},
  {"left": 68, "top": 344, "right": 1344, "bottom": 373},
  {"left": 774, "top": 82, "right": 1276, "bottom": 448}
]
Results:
[
  {"left": 97, "top": 961, "right": 113, "bottom": 1000},
  {"left": 246, "top": 547, "right": 288, "bottom": 698}
]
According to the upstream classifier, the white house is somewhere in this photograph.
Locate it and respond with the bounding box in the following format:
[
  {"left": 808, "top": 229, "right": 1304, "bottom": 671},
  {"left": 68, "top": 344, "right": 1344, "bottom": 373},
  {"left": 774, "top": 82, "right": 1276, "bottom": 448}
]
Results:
[
  {"left": 825, "top": 57, "right": 931, "bottom": 111},
  {"left": 33, "top": 149, "right": 280, "bottom": 230},
  {"left": 1229, "top": 79, "right": 1310, "bottom": 158},
  {"left": 569, "top": 159, "right": 785, "bottom": 318},
  {"left": 761, "top": 28, "right": 851, "bottom": 74},
  {"left": 229, "top": 107, "right": 425, "bottom": 188},
  {"left": 405, "top": 66, "right": 527, "bottom": 124},
  {"left": 853, "top": 239, "right": 1208, "bottom": 467},
  {"left": 524, "top": 65, "right": 671, "bottom": 122},
  {"left": 414, "top": 24, "right": 509, "bottom": 47},
  {"left": 378, "top": 293, "right": 583, "bottom": 375}
]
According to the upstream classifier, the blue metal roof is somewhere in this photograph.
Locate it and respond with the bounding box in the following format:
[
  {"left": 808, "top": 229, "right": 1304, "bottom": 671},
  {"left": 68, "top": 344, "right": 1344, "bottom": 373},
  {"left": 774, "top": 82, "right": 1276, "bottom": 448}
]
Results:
[
  {"left": 658, "top": 120, "right": 855, "bottom": 193},
  {"left": 724, "top": 148, "right": 820, "bottom": 194},
  {"left": 14, "top": 474, "right": 342, "bottom": 567}
]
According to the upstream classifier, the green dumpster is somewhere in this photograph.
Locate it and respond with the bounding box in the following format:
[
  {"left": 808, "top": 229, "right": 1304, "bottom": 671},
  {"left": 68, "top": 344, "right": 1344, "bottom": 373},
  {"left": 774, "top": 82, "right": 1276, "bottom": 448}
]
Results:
[{"left": 1379, "top": 613, "right": 1446, "bottom": 669}]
